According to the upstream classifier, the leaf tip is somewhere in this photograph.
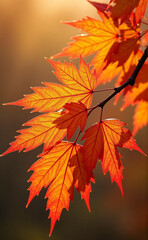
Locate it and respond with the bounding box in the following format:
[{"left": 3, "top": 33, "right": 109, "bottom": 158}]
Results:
[
  {"left": 49, "top": 219, "right": 56, "bottom": 237},
  {"left": 118, "top": 182, "right": 124, "bottom": 196}
]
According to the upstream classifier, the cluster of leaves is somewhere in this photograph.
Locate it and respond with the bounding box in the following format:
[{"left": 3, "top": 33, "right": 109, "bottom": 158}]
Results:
[{"left": 2, "top": 0, "right": 148, "bottom": 237}]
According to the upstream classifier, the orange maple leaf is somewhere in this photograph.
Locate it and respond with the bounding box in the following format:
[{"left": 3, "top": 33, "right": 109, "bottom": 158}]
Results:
[
  {"left": 52, "top": 12, "right": 119, "bottom": 76},
  {"left": 2, "top": 101, "right": 88, "bottom": 156},
  {"left": 96, "top": 35, "right": 140, "bottom": 86},
  {"left": 1, "top": 111, "right": 67, "bottom": 155},
  {"left": 52, "top": 15, "right": 118, "bottom": 60},
  {"left": 5, "top": 56, "right": 97, "bottom": 112},
  {"left": 26, "top": 142, "right": 91, "bottom": 236},
  {"left": 52, "top": 3, "right": 141, "bottom": 80},
  {"left": 82, "top": 119, "right": 145, "bottom": 194}
]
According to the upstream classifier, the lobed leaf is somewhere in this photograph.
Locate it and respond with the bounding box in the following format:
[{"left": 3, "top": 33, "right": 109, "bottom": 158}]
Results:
[
  {"left": 52, "top": 14, "right": 119, "bottom": 76},
  {"left": 5, "top": 57, "right": 96, "bottom": 112},
  {"left": 82, "top": 119, "right": 145, "bottom": 194},
  {"left": 27, "top": 142, "right": 91, "bottom": 236},
  {"left": 2, "top": 112, "right": 66, "bottom": 155}
]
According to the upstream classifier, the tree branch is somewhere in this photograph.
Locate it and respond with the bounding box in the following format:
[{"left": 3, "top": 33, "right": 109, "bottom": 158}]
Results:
[{"left": 98, "top": 46, "right": 148, "bottom": 109}]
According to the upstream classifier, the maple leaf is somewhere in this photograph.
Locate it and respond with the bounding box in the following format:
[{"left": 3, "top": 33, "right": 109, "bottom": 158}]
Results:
[
  {"left": 54, "top": 101, "right": 88, "bottom": 141},
  {"left": 5, "top": 56, "right": 97, "bottom": 112},
  {"left": 26, "top": 142, "right": 91, "bottom": 236},
  {"left": 82, "top": 119, "right": 144, "bottom": 194},
  {"left": 1, "top": 111, "right": 67, "bottom": 155},
  {"left": 96, "top": 33, "right": 140, "bottom": 85},
  {"left": 52, "top": 12, "right": 120, "bottom": 75},
  {"left": 52, "top": 4, "right": 141, "bottom": 82},
  {"left": 2, "top": 101, "right": 88, "bottom": 156}
]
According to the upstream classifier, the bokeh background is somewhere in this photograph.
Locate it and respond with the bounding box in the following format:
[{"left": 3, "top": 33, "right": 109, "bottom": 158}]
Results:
[{"left": 0, "top": 1, "right": 147, "bottom": 240}]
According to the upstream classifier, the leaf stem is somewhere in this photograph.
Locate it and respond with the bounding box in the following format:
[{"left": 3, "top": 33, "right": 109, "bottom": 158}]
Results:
[
  {"left": 141, "top": 21, "right": 148, "bottom": 26},
  {"left": 93, "top": 88, "right": 114, "bottom": 93},
  {"left": 140, "top": 29, "right": 148, "bottom": 38},
  {"left": 88, "top": 104, "right": 98, "bottom": 117},
  {"left": 73, "top": 131, "right": 81, "bottom": 145},
  {"left": 100, "top": 107, "right": 103, "bottom": 122}
]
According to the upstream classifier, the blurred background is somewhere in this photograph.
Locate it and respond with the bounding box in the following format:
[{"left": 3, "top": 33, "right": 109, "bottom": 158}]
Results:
[{"left": 0, "top": 0, "right": 147, "bottom": 240}]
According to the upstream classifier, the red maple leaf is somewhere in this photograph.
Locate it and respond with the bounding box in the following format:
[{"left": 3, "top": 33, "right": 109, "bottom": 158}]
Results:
[{"left": 82, "top": 119, "right": 145, "bottom": 194}]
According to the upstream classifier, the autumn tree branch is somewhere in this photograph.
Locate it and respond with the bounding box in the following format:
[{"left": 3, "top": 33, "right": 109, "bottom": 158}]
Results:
[
  {"left": 88, "top": 46, "right": 148, "bottom": 119},
  {"left": 98, "top": 46, "right": 148, "bottom": 109}
]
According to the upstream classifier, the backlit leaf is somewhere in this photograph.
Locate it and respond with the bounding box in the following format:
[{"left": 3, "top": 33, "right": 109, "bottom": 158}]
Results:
[
  {"left": 82, "top": 119, "right": 144, "bottom": 194},
  {"left": 27, "top": 142, "right": 91, "bottom": 236},
  {"left": 2, "top": 112, "right": 66, "bottom": 155},
  {"left": 5, "top": 57, "right": 97, "bottom": 112}
]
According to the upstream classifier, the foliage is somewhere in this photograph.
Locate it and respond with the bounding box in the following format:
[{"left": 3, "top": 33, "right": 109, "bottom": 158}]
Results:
[{"left": 1, "top": 0, "right": 148, "bottom": 237}]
